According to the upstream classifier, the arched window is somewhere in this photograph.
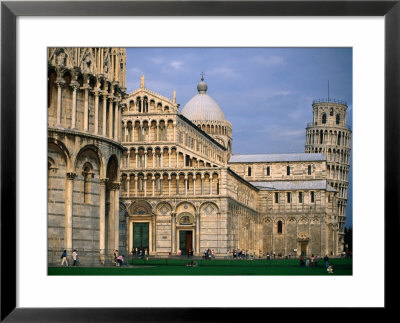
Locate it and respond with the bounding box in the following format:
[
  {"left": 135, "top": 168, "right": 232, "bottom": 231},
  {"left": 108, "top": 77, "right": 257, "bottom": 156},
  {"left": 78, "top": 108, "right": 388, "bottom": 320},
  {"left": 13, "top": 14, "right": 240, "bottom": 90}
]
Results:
[
  {"left": 287, "top": 192, "right": 291, "bottom": 203},
  {"left": 308, "top": 165, "right": 312, "bottom": 175},
  {"left": 274, "top": 192, "right": 279, "bottom": 203},
  {"left": 266, "top": 166, "right": 270, "bottom": 176},
  {"left": 277, "top": 221, "right": 283, "bottom": 234},
  {"left": 336, "top": 114, "right": 340, "bottom": 125},
  {"left": 322, "top": 113, "right": 327, "bottom": 124},
  {"left": 248, "top": 166, "right": 252, "bottom": 176},
  {"left": 330, "top": 108, "right": 334, "bottom": 116},
  {"left": 287, "top": 166, "right": 290, "bottom": 176}
]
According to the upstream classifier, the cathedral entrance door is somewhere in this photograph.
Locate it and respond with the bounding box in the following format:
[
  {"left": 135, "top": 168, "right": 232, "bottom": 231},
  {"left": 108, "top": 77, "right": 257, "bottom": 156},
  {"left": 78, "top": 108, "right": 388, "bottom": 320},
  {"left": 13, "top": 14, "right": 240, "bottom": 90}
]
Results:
[
  {"left": 300, "top": 242, "right": 308, "bottom": 256},
  {"left": 133, "top": 222, "right": 149, "bottom": 251},
  {"left": 179, "top": 231, "right": 193, "bottom": 255}
]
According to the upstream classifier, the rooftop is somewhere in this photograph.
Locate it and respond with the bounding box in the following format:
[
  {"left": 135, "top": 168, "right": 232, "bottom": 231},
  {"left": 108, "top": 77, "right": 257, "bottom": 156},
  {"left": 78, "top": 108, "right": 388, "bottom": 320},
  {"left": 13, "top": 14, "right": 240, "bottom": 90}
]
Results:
[
  {"left": 228, "top": 153, "right": 326, "bottom": 163},
  {"left": 249, "top": 180, "right": 336, "bottom": 191}
]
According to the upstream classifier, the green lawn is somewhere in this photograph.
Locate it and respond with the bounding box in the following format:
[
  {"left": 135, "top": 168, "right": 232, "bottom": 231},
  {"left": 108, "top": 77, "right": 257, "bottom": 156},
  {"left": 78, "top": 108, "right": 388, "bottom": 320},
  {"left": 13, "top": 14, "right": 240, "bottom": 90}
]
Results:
[{"left": 48, "top": 258, "right": 352, "bottom": 276}]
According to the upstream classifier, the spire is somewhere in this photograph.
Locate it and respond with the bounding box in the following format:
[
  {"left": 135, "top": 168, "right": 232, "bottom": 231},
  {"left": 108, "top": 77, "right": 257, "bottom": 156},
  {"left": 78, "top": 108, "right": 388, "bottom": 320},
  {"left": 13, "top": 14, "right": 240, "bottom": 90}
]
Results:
[{"left": 140, "top": 75, "right": 145, "bottom": 88}]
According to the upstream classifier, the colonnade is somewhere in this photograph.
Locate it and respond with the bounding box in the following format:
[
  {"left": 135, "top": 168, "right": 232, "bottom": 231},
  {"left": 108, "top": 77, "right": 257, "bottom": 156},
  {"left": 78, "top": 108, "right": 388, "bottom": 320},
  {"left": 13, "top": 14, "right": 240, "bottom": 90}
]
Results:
[
  {"left": 120, "top": 171, "right": 220, "bottom": 197},
  {"left": 122, "top": 146, "right": 216, "bottom": 170},
  {"left": 306, "top": 129, "right": 351, "bottom": 148},
  {"left": 121, "top": 119, "right": 175, "bottom": 143},
  {"left": 54, "top": 74, "right": 123, "bottom": 142}
]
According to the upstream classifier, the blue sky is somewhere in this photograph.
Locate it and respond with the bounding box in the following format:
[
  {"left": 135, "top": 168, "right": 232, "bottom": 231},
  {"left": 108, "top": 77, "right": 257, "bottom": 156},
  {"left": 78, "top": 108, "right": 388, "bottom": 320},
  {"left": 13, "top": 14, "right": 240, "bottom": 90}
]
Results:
[{"left": 125, "top": 48, "right": 353, "bottom": 227}]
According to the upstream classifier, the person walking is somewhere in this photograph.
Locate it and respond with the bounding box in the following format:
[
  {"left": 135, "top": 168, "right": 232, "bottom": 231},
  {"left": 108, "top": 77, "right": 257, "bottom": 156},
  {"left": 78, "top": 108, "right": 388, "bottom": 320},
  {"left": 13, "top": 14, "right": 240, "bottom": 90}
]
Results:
[
  {"left": 61, "top": 250, "right": 68, "bottom": 266},
  {"left": 72, "top": 249, "right": 78, "bottom": 266},
  {"left": 114, "top": 250, "right": 119, "bottom": 266}
]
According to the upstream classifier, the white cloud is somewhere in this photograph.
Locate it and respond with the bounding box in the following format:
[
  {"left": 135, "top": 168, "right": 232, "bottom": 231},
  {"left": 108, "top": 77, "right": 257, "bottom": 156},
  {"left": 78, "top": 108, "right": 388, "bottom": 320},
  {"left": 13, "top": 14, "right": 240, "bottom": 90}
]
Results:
[
  {"left": 207, "top": 67, "right": 239, "bottom": 79},
  {"left": 170, "top": 60, "right": 184, "bottom": 70},
  {"left": 151, "top": 57, "right": 163, "bottom": 64},
  {"left": 253, "top": 55, "right": 285, "bottom": 66}
]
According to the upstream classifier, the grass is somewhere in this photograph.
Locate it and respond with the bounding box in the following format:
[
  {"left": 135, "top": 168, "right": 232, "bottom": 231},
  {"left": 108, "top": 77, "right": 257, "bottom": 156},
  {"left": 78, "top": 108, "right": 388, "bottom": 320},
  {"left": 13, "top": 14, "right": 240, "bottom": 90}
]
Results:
[{"left": 48, "top": 258, "right": 352, "bottom": 276}]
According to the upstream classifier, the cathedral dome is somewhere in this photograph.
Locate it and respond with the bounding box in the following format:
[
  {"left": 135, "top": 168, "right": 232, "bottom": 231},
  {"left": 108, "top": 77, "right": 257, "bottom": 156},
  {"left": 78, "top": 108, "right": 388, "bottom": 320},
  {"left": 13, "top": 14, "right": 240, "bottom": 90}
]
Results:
[{"left": 181, "top": 77, "right": 226, "bottom": 122}]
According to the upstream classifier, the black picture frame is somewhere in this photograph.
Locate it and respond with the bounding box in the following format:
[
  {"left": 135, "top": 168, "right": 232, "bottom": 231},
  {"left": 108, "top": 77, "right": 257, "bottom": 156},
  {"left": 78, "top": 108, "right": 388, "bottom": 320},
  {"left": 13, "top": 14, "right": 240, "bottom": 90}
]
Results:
[{"left": 1, "top": 1, "right": 398, "bottom": 321}]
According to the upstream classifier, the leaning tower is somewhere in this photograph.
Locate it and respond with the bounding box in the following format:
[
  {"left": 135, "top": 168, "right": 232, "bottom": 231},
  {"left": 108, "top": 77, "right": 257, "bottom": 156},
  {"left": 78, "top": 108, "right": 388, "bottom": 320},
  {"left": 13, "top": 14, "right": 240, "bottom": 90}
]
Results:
[{"left": 305, "top": 98, "right": 352, "bottom": 252}]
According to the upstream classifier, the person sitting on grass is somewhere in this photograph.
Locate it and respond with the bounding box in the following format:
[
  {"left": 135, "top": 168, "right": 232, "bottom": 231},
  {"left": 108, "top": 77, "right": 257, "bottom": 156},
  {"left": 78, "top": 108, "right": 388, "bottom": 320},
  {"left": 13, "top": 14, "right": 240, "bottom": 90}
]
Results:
[
  {"left": 185, "top": 260, "right": 198, "bottom": 267},
  {"left": 327, "top": 263, "right": 334, "bottom": 274}
]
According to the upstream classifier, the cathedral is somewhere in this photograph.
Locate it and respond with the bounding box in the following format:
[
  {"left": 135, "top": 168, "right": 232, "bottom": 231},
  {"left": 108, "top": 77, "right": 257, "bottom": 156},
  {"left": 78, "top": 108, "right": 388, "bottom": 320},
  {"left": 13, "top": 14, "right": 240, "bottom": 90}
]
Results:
[{"left": 47, "top": 47, "right": 351, "bottom": 265}]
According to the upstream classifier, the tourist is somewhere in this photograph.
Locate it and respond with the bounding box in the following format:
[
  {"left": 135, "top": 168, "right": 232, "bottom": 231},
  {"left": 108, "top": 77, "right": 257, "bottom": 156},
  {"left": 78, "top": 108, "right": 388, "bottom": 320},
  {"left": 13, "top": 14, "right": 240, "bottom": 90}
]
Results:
[
  {"left": 324, "top": 255, "right": 329, "bottom": 268},
  {"left": 233, "top": 249, "right": 236, "bottom": 259},
  {"left": 327, "top": 263, "right": 334, "bottom": 274},
  {"left": 177, "top": 249, "right": 182, "bottom": 256},
  {"left": 314, "top": 255, "right": 319, "bottom": 267},
  {"left": 305, "top": 257, "right": 310, "bottom": 267},
  {"left": 72, "top": 249, "right": 78, "bottom": 266},
  {"left": 226, "top": 250, "right": 230, "bottom": 259},
  {"left": 117, "top": 254, "right": 124, "bottom": 267},
  {"left": 311, "top": 254, "right": 315, "bottom": 267},
  {"left": 114, "top": 250, "right": 119, "bottom": 266},
  {"left": 61, "top": 250, "right": 68, "bottom": 266},
  {"left": 300, "top": 255, "right": 305, "bottom": 266}
]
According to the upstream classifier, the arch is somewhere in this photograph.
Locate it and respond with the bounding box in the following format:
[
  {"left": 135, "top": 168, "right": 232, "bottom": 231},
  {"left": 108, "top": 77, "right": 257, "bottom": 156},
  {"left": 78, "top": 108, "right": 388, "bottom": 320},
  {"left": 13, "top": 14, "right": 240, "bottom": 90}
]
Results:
[
  {"left": 48, "top": 138, "right": 72, "bottom": 170},
  {"left": 128, "top": 200, "right": 153, "bottom": 216},
  {"left": 199, "top": 201, "right": 219, "bottom": 215},
  {"left": 74, "top": 144, "right": 104, "bottom": 178},
  {"left": 175, "top": 201, "right": 197, "bottom": 213},
  {"left": 155, "top": 202, "right": 173, "bottom": 215},
  {"left": 106, "top": 154, "right": 119, "bottom": 187}
]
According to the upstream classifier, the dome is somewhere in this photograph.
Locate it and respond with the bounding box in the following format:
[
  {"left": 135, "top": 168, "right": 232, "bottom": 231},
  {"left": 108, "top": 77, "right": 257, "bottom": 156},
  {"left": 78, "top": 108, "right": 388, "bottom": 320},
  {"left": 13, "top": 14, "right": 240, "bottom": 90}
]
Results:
[{"left": 181, "top": 77, "right": 226, "bottom": 122}]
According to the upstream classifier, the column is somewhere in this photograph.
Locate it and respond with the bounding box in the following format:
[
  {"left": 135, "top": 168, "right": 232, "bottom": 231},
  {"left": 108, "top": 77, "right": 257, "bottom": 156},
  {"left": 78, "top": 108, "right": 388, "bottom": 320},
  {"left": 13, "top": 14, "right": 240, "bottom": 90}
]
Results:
[
  {"left": 70, "top": 82, "right": 79, "bottom": 129},
  {"left": 126, "top": 176, "right": 130, "bottom": 197},
  {"left": 151, "top": 215, "right": 156, "bottom": 253},
  {"left": 135, "top": 152, "right": 138, "bottom": 168},
  {"left": 176, "top": 150, "right": 179, "bottom": 168},
  {"left": 124, "top": 125, "right": 128, "bottom": 142},
  {"left": 184, "top": 176, "right": 188, "bottom": 195},
  {"left": 176, "top": 177, "right": 179, "bottom": 195},
  {"left": 99, "top": 178, "right": 107, "bottom": 259},
  {"left": 168, "top": 177, "right": 171, "bottom": 196},
  {"left": 210, "top": 177, "right": 213, "bottom": 195},
  {"left": 93, "top": 89, "right": 100, "bottom": 134},
  {"left": 171, "top": 213, "right": 176, "bottom": 254},
  {"left": 112, "top": 183, "right": 120, "bottom": 251},
  {"left": 201, "top": 176, "right": 204, "bottom": 195},
  {"left": 156, "top": 123, "right": 159, "bottom": 141},
  {"left": 144, "top": 178, "right": 147, "bottom": 197},
  {"left": 82, "top": 84, "right": 90, "bottom": 132},
  {"left": 55, "top": 80, "right": 65, "bottom": 126},
  {"left": 135, "top": 177, "right": 138, "bottom": 197},
  {"left": 102, "top": 92, "right": 108, "bottom": 136},
  {"left": 160, "top": 151, "right": 163, "bottom": 168},
  {"left": 108, "top": 97, "right": 114, "bottom": 139},
  {"left": 127, "top": 151, "right": 131, "bottom": 168},
  {"left": 152, "top": 151, "right": 156, "bottom": 168},
  {"left": 195, "top": 213, "right": 200, "bottom": 255},
  {"left": 65, "top": 172, "right": 76, "bottom": 252},
  {"left": 193, "top": 177, "right": 196, "bottom": 195},
  {"left": 144, "top": 153, "right": 147, "bottom": 168},
  {"left": 152, "top": 177, "right": 155, "bottom": 196},
  {"left": 114, "top": 100, "right": 119, "bottom": 141},
  {"left": 168, "top": 149, "right": 171, "bottom": 167}
]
